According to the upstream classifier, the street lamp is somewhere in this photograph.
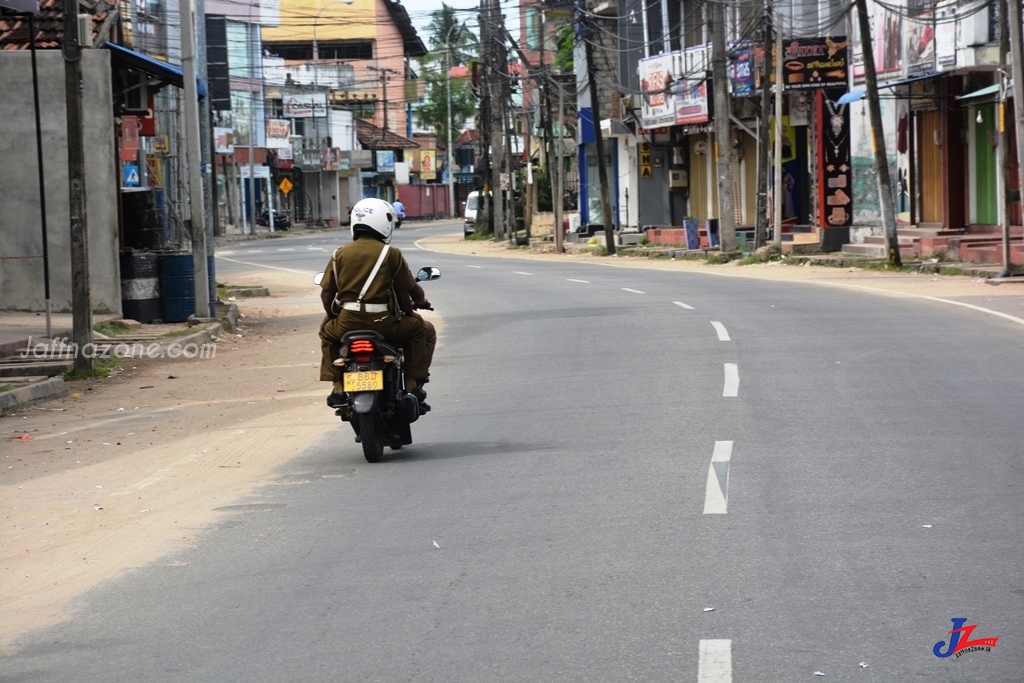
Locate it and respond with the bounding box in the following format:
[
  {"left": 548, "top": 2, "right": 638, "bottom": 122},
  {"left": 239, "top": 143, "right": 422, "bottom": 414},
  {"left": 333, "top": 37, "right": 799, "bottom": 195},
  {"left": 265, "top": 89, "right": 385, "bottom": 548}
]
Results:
[
  {"left": 312, "top": 0, "right": 353, "bottom": 224},
  {"left": 445, "top": 23, "right": 459, "bottom": 218}
]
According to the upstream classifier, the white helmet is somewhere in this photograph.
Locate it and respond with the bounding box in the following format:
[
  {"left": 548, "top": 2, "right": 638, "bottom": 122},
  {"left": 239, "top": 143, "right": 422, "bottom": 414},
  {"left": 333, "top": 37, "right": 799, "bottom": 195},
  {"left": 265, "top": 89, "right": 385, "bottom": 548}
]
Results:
[{"left": 350, "top": 198, "right": 395, "bottom": 244}]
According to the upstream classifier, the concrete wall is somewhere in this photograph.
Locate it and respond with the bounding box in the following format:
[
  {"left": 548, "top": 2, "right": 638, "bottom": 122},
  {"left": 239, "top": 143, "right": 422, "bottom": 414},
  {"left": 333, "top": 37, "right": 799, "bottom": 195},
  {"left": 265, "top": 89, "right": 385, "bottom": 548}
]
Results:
[{"left": 0, "top": 50, "right": 121, "bottom": 314}]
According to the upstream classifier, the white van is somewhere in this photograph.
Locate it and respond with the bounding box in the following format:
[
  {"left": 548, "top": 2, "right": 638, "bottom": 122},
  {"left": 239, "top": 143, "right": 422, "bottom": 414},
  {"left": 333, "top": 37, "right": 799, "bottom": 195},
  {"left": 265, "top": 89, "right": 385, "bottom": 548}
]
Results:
[{"left": 463, "top": 191, "right": 481, "bottom": 237}]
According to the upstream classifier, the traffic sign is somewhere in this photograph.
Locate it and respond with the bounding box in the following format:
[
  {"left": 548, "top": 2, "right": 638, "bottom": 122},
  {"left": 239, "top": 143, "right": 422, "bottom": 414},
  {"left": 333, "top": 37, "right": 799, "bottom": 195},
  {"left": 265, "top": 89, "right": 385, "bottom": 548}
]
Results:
[
  {"left": 123, "top": 165, "right": 140, "bottom": 187},
  {"left": 279, "top": 178, "right": 294, "bottom": 195}
]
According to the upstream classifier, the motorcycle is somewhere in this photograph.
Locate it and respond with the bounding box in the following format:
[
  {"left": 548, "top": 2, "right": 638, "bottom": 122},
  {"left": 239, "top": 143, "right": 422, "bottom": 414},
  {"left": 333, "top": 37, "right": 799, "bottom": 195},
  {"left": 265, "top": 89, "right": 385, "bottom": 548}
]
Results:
[
  {"left": 256, "top": 206, "right": 291, "bottom": 230},
  {"left": 314, "top": 266, "right": 441, "bottom": 462}
]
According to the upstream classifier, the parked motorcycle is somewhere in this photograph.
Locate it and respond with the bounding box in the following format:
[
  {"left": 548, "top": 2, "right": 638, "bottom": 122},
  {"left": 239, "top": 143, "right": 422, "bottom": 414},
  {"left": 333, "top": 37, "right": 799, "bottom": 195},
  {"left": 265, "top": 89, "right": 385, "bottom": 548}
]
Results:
[
  {"left": 256, "top": 206, "right": 291, "bottom": 230},
  {"left": 314, "top": 266, "right": 441, "bottom": 462}
]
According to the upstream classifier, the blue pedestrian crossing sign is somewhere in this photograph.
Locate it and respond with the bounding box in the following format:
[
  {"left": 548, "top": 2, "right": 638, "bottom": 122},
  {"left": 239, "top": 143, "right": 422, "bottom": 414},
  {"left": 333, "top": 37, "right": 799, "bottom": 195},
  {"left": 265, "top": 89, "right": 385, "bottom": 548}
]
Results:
[{"left": 123, "top": 165, "right": 140, "bottom": 187}]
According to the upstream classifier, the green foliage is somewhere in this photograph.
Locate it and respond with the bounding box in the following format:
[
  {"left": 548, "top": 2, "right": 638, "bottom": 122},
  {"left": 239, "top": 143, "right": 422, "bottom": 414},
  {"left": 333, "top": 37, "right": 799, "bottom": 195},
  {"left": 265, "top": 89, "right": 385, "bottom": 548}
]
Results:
[{"left": 555, "top": 24, "right": 575, "bottom": 73}]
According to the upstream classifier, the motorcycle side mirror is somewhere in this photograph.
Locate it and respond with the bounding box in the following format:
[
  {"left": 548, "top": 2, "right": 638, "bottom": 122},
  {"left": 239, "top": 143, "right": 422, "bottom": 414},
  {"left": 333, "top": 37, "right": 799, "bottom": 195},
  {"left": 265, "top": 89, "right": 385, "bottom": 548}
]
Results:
[
  {"left": 313, "top": 272, "right": 324, "bottom": 285},
  {"left": 415, "top": 267, "right": 441, "bottom": 282}
]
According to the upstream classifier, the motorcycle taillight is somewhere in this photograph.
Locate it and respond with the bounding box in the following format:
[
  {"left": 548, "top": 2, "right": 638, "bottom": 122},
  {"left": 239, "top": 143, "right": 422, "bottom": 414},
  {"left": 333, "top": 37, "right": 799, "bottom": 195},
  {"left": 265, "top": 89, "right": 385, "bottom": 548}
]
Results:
[{"left": 349, "top": 339, "right": 375, "bottom": 354}]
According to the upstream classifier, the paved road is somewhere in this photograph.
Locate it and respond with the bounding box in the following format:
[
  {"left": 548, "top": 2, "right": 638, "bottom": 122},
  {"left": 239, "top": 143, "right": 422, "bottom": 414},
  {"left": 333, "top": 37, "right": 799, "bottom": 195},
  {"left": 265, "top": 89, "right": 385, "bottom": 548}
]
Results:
[{"left": 4, "top": 223, "right": 1022, "bottom": 681}]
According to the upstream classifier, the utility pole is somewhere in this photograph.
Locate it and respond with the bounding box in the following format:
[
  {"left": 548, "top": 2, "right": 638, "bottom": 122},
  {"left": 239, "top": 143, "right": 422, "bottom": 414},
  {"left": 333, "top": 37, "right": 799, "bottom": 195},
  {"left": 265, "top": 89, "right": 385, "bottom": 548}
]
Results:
[
  {"left": 477, "top": 0, "right": 492, "bottom": 234},
  {"left": 996, "top": 0, "right": 1011, "bottom": 274},
  {"left": 855, "top": 0, "right": 901, "bottom": 266},
  {"left": 1003, "top": 0, "right": 1024, "bottom": 275},
  {"left": 772, "top": 23, "right": 783, "bottom": 247},
  {"left": 583, "top": 18, "right": 616, "bottom": 255},
  {"left": 196, "top": 0, "right": 214, "bottom": 314},
  {"left": 488, "top": 0, "right": 506, "bottom": 240},
  {"left": 182, "top": 0, "right": 211, "bottom": 316},
  {"left": 554, "top": 76, "right": 565, "bottom": 254},
  {"left": 711, "top": 0, "right": 737, "bottom": 252},
  {"left": 755, "top": 1, "right": 773, "bottom": 249},
  {"left": 63, "top": 0, "right": 91, "bottom": 373}
]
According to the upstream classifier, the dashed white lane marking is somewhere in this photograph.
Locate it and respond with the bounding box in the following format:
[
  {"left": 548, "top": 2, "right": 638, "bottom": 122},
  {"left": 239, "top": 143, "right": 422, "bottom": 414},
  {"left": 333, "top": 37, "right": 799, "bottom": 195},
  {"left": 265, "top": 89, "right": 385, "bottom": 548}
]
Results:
[
  {"left": 723, "top": 363, "right": 739, "bottom": 397},
  {"left": 277, "top": 248, "right": 295, "bottom": 252},
  {"left": 215, "top": 255, "right": 312, "bottom": 275},
  {"left": 703, "top": 441, "right": 733, "bottom": 515},
  {"left": 698, "top": 639, "right": 732, "bottom": 682},
  {"left": 514, "top": 271, "right": 533, "bottom": 276},
  {"left": 306, "top": 245, "right": 328, "bottom": 252},
  {"left": 622, "top": 288, "right": 645, "bottom": 294},
  {"left": 567, "top": 278, "right": 590, "bottom": 283},
  {"left": 673, "top": 301, "right": 695, "bottom": 310},
  {"left": 466, "top": 265, "right": 483, "bottom": 269},
  {"left": 242, "top": 249, "right": 265, "bottom": 254},
  {"left": 711, "top": 321, "right": 731, "bottom": 341},
  {"left": 219, "top": 250, "right": 235, "bottom": 255}
]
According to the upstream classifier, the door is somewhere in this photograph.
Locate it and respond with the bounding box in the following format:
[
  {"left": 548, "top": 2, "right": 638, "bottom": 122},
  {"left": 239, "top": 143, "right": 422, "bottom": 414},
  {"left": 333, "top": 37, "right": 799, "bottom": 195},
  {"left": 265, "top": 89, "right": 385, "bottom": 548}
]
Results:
[
  {"left": 974, "top": 105, "right": 998, "bottom": 224},
  {"left": 918, "top": 110, "right": 944, "bottom": 223}
]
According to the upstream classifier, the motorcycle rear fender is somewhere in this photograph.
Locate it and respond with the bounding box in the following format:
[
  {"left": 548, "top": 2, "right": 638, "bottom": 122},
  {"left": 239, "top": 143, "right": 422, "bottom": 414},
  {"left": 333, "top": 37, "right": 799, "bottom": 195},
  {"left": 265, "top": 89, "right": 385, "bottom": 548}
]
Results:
[{"left": 351, "top": 392, "right": 377, "bottom": 414}]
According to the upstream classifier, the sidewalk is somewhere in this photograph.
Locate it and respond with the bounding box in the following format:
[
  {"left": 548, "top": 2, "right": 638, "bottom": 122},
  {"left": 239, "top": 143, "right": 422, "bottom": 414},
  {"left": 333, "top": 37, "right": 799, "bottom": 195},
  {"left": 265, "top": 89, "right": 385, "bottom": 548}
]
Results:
[{"left": 0, "top": 309, "right": 233, "bottom": 415}]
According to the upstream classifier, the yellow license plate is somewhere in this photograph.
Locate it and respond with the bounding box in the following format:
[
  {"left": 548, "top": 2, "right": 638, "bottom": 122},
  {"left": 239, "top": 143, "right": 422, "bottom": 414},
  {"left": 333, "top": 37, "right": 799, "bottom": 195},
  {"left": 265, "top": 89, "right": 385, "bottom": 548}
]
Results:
[{"left": 343, "top": 370, "right": 383, "bottom": 392}]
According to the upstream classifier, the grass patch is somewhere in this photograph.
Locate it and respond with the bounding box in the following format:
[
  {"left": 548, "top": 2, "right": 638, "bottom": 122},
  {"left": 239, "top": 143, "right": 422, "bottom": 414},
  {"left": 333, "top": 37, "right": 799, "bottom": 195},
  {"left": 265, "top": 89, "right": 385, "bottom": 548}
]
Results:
[
  {"left": 861, "top": 261, "right": 919, "bottom": 273},
  {"left": 0, "top": 383, "right": 12, "bottom": 393},
  {"left": 63, "top": 357, "right": 119, "bottom": 381},
  {"left": 937, "top": 266, "right": 965, "bottom": 276},
  {"left": 93, "top": 321, "right": 125, "bottom": 337},
  {"left": 464, "top": 230, "right": 492, "bottom": 241}
]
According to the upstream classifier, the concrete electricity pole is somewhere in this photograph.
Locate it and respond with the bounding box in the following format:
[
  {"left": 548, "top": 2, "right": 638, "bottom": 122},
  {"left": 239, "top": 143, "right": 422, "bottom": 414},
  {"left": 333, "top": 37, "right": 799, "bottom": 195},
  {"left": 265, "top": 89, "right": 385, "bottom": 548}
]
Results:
[
  {"left": 711, "top": 0, "right": 738, "bottom": 252},
  {"left": 583, "top": 19, "right": 616, "bottom": 255},
  {"left": 755, "top": 1, "right": 773, "bottom": 249},
  {"left": 1003, "top": 0, "right": 1024, "bottom": 275},
  {"left": 855, "top": 0, "right": 901, "bottom": 267},
  {"left": 63, "top": 0, "right": 91, "bottom": 373},
  {"left": 181, "top": 0, "right": 211, "bottom": 316}
]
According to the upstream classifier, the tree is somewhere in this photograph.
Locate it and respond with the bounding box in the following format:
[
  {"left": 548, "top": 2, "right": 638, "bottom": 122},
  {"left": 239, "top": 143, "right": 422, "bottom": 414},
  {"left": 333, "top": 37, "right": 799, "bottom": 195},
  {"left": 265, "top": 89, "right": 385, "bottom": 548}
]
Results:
[
  {"left": 414, "top": 5, "right": 480, "bottom": 148},
  {"left": 415, "top": 68, "right": 477, "bottom": 147},
  {"left": 424, "top": 3, "right": 478, "bottom": 69}
]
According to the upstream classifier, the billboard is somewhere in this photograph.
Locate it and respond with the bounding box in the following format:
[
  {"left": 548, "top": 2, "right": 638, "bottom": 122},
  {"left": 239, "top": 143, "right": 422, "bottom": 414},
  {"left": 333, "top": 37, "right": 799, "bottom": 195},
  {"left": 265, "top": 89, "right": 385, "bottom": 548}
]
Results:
[{"left": 639, "top": 54, "right": 676, "bottom": 128}]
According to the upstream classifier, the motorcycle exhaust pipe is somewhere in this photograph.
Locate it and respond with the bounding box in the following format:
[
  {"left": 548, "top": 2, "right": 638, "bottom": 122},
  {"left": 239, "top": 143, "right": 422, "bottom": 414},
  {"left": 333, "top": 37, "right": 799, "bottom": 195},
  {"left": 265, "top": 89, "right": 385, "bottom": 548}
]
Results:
[{"left": 401, "top": 392, "right": 420, "bottom": 424}]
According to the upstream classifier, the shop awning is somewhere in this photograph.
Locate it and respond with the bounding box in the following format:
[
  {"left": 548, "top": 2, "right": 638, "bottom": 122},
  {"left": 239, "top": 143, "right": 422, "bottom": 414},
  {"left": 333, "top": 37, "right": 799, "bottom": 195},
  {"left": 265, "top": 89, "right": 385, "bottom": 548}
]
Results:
[
  {"left": 105, "top": 42, "right": 207, "bottom": 100},
  {"left": 956, "top": 82, "right": 1011, "bottom": 100},
  {"left": 837, "top": 72, "right": 943, "bottom": 105}
]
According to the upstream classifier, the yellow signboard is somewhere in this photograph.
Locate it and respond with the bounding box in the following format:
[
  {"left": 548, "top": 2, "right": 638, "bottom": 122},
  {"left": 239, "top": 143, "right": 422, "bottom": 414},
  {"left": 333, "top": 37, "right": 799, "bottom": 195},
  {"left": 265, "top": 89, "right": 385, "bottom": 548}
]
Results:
[
  {"left": 279, "top": 178, "right": 293, "bottom": 195},
  {"left": 639, "top": 142, "right": 652, "bottom": 179},
  {"left": 420, "top": 149, "right": 436, "bottom": 180}
]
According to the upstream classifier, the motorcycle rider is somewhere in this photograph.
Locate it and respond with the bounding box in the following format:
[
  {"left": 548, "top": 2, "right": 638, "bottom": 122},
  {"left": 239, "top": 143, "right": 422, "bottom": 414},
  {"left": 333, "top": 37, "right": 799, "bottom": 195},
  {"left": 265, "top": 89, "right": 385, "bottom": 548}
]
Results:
[
  {"left": 391, "top": 197, "right": 406, "bottom": 229},
  {"left": 319, "top": 198, "right": 432, "bottom": 409}
]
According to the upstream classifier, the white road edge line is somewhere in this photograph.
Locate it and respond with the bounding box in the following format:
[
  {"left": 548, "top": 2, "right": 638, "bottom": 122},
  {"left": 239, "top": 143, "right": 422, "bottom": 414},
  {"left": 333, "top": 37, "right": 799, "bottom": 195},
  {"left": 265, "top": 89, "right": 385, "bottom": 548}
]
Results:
[
  {"left": 567, "top": 278, "right": 590, "bottom": 283},
  {"left": 723, "top": 363, "right": 739, "bottom": 397},
  {"left": 703, "top": 441, "right": 733, "bottom": 515},
  {"left": 215, "top": 255, "right": 313, "bottom": 275},
  {"left": 711, "top": 321, "right": 731, "bottom": 341},
  {"left": 466, "top": 265, "right": 483, "bottom": 269},
  {"left": 622, "top": 287, "right": 645, "bottom": 294},
  {"left": 698, "top": 639, "right": 732, "bottom": 682},
  {"left": 673, "top": 301, "right": 695, "bottom": 310}
]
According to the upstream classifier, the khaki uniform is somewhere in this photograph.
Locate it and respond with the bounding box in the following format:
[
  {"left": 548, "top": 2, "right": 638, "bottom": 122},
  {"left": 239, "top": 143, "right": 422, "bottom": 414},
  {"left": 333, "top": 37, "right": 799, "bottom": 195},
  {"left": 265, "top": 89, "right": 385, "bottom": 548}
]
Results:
[{"left": 319, "top": 237, "right": 429, "bottom": 383}]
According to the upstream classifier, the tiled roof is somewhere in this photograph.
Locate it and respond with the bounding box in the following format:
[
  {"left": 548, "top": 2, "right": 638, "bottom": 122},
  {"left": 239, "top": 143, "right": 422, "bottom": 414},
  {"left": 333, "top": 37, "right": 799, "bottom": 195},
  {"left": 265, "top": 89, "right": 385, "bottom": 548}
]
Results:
[
  {"left": 356, "top": 118, "right": 418, "bottom": 150},
  {"left": 1, "top": 0, "right": 110, "bottom": 50}
]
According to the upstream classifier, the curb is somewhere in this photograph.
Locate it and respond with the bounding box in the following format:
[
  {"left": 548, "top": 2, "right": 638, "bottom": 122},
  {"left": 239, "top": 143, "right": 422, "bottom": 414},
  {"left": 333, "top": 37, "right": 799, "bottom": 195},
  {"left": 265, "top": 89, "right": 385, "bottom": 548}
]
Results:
[{"left": 0, "top": 376, "right": 69, "bottom": 416}]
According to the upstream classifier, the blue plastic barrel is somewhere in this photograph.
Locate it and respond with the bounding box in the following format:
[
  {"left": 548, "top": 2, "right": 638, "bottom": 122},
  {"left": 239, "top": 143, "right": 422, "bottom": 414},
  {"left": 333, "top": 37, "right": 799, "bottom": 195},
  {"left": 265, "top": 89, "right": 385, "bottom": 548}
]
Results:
[{"left": 160, "top": 252, "right": 195, "bottom": 323}]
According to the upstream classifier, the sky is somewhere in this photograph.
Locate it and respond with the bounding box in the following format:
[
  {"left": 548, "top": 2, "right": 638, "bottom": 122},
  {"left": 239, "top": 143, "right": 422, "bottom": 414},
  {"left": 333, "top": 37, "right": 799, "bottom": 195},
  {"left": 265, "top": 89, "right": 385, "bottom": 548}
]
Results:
[{"left": 405, "top": 0, "right": 517, "bottom": 45}]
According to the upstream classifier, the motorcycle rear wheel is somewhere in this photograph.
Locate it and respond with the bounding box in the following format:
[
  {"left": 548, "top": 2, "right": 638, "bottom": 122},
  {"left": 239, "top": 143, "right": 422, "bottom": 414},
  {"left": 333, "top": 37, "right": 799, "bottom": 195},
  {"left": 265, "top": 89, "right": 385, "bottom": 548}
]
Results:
[{"left": 359, "top": 413, "right": 385, "bottom": 463}]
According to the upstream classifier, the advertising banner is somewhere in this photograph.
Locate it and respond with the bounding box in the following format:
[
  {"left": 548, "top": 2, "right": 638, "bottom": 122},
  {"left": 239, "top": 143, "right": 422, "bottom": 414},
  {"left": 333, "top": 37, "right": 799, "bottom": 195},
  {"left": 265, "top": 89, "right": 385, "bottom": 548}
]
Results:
[
  {"left": 780, "top": 37, "right": 848, "bottom": 90},
  {"left": 674, "top": 79, "right": 709, "bottom": 125},
  {"left": 730, "top": 43, "right": 756, "bottom": 96},
  {"left": 283, "top": 93, "right": 327, "bottom": 118},
  {"left": 376, "top": 150, "right": 395, "bottom": 172},
  {"left": 420, "top": 149, "right": 436, "bottom": 180},
  {"left": 639, "top": 54, "right": 676, "bottom": 128}
]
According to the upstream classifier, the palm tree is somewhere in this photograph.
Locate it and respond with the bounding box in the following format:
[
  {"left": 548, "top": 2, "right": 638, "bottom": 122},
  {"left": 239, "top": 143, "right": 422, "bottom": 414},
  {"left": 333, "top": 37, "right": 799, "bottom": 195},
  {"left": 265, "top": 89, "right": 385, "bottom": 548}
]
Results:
[{"left": 424, "top": 3, "right": 477, "bottom": 69}]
